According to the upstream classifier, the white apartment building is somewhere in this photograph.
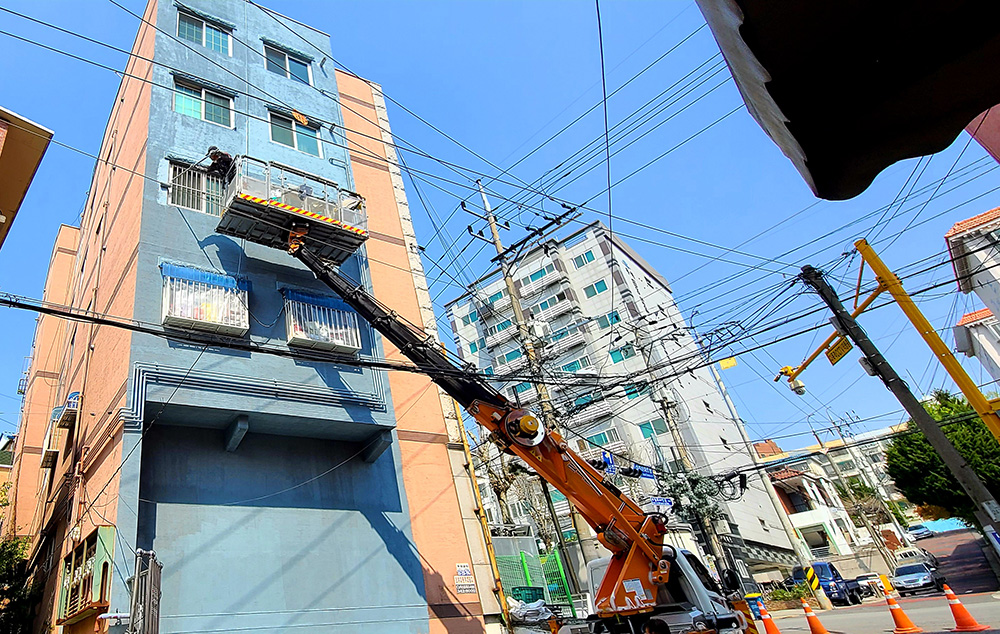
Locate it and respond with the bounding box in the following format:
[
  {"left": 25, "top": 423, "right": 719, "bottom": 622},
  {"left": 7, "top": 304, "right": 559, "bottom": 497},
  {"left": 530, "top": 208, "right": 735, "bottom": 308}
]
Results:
[
  {"left": 946, "top": 206, "right": 1000, "bottom": 316},
  {"left": 954, "top": 307, "right": 1000, "bottom": 382},
  {"left": 446, "top": 221, "right": 795, "bottom": 575},
  {"left": 767, "top": 465, "right": 862, "bottom": 558}
]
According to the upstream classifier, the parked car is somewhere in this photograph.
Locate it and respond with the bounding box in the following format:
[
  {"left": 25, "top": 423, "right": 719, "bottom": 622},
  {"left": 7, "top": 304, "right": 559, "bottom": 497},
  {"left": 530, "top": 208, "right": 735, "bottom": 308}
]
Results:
[
  {"left": 906, "top": 524, "right": 934, "bottom": 540},
  {"left": 891, "top": 563, "right": 946, "bottom": 596},
  {"left": 791, "top": 562, "right": 864, "bottom": 605},
  {"left": 854, "top": 573, "right": 883, "bottom": 597},
  {"left": 895, "top": 546, "right": 938, "bottom": 567}
]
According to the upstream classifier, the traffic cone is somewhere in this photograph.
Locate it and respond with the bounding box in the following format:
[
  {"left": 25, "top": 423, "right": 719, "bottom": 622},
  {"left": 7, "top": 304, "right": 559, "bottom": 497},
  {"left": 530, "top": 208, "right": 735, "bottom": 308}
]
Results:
[
  {"left": 943, "top": 584, "right": 990, "bottom": 631},
  {"left": 884, "top": 590, "right": 923, "bottom": 634},
  {"left": 759, "top": 601, "right": 782, "bottom": 634},
  {"left": 800, "top": 598, "right": 830, "bottom": 634}
]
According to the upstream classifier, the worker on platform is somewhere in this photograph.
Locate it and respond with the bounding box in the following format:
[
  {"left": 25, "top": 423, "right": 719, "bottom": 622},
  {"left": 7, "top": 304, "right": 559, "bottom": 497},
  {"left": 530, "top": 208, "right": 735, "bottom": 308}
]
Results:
[{"left": 206, "top": 146, "right": 236, "bottom": 182}]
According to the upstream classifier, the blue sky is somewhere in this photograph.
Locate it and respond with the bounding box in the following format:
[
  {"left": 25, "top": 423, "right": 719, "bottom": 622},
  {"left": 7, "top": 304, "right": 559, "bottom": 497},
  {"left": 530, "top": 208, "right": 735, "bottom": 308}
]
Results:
[{"left": 0, "top": 0, "right": 997, "bottom": 452}]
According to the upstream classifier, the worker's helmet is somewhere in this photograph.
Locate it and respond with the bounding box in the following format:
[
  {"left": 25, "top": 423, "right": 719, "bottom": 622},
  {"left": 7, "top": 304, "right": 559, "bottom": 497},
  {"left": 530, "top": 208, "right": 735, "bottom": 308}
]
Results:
[{"left": 207, "top": 146, "right": 221, "bottom": 157}]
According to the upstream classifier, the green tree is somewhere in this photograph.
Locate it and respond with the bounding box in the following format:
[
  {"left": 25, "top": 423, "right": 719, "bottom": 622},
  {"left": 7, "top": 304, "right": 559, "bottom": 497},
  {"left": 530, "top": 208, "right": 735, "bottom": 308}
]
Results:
[
  {"left": 884, "top": 390, "right": 1000, "bottom": 526},
  {"left": 0, "top": 483, "right": 42, "bottom": 634}
]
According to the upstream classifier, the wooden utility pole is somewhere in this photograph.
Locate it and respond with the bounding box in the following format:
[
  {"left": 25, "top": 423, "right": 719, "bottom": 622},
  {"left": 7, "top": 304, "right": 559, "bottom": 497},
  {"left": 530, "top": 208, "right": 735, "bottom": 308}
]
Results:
[{"left": 468, "top": 180, "right": 582, "bottom": 591}]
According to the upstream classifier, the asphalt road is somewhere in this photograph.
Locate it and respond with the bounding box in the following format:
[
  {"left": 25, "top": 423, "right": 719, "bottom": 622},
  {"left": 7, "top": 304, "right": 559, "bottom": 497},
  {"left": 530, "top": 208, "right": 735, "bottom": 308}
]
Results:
[{"left": 763, "top": 529, "right": 1000, "bottom": 633}]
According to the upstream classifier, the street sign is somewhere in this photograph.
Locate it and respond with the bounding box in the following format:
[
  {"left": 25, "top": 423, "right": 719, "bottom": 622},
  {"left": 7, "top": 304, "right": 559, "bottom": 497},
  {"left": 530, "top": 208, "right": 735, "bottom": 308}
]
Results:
[
  {"left": 649, "top": 496, "right": 673, "bottom": 508},
  {"left": 825, "top": 336, "right": 853, "bottom": 366},
  {"left": 637, "top": 465, "right": 655, "bottom": 480}
]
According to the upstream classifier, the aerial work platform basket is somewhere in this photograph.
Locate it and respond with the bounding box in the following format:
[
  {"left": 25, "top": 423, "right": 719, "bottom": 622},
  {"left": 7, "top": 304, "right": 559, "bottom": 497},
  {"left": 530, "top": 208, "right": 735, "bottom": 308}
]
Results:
[{"left": 217, "top": 157, "right": 368, "bottom": 264}]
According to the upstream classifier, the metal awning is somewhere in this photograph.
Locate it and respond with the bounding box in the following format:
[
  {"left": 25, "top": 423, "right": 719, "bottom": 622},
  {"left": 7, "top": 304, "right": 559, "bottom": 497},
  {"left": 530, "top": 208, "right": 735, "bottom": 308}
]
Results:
[
  {"left": 696, "top": 1, "right": 1000, "bottom": 200},
  {"left": 0, "top": 106, "right": 53, "bottom": 248}
]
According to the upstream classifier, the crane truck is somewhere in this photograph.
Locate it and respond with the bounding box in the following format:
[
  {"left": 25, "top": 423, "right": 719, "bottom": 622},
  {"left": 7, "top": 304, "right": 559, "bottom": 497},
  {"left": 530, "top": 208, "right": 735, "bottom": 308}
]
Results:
[{"left": 213, "top": 157, "right": 748, "bottom": 634}]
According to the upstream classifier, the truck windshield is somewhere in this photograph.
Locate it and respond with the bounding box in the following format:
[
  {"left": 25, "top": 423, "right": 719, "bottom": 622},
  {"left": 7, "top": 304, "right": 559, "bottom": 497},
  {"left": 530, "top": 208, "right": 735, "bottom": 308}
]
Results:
[{"left": 895, "top": 564, "right": 927, "bottom": 576}]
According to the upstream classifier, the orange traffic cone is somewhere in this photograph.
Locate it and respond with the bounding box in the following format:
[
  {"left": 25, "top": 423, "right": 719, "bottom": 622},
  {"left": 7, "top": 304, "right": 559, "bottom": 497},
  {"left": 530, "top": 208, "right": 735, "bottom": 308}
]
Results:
[
  {"left": 800, "top": 598, "right": 830, "bottom": 634},
  {"left": 884, "top": 590, "right": 923, "bottom": 634},
  {"left": 943, "top": 584, "right": 990, "bottom": 632},
  {"left": 759, "top": 601, "right": 782, "bottom": 634}
]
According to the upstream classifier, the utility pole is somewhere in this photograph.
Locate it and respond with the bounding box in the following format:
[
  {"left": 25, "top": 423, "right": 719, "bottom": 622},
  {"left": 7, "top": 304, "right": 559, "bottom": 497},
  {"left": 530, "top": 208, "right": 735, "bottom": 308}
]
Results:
[
  {"left": 468, "top": 180, "right": 583, "bottom": 591},
  {"left": 707, "top": 359, "right": 834, "bottom": 609},
  {"left": 631, "top": 319, "right": 731, "bottom": 580},
  {"left": 800, "top": 264, "right": 1000, "bottom": 568},
  {"left": 810, "top": 428, "right": 896, "bottom": 571}
]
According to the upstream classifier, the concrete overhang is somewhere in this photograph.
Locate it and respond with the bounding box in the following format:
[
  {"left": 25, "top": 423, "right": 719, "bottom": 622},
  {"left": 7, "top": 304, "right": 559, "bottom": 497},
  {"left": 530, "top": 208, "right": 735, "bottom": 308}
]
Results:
[
  {"left": 0, "top": 106, "right": 53, "bottom": 249},
  {"left": 695, "top": 0, "right": 1000, "bottom": 200}
]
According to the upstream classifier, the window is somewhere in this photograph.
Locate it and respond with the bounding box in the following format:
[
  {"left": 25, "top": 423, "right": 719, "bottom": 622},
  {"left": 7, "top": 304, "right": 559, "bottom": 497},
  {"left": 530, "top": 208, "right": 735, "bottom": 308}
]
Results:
[
  {"left": 586, "top": 428, "right": 620, "bottom": 447},
  {"left": 561, "top": 355, "right": 591, "bottom": 373},
  {"left": 482, "top": 366, "right": 493, "bottom": 376},
  {"left": 174, "top": 81, "right": 232, "bottom": 127},
  {"left": 597, "top": 310, "right": 621, "bottom": 329},
  {"left": 513, "top": 382, "right": 533, "bottom": 394},
  {"left": 264, "top": 45, "right": 311, "bottom": 84},
  {"left": 624, "top": 382, "right": 651, "bottom": 399},
  {"left": 59, "top": 527, "right": 115, "bottom": 622},
  {"left": 574, "top": 391, "right": 602, "bottom": 407},
  {"left": 520, "top": 263, "right": 556, "bottom": 286},
  {"left": 610, "top": 344, "right": 636, "bottom": 364},
  {"left": 468, "top": 337, "right": 485, "bottom": 354},
  {"left": 161, "top": 263, "right": 249, "bottom": 336},
  {"left": 177, "top": 12, "right": 231, "bottom": 55},
  {"left": 285, "top": 291, "right": 362, "bottom": 353},
  {"left": 461, "top": 310, "right": 479, "bottom": 326},
  {"left": 530, "top": 291, "right": 567, "bottom": 316},
  {"left": 269, "top": 113, "right": 321, "bottom": 157},
  {"left": 584, "top": 279, "right": 608, "bottom": 298},
  {"left": 500, "top": 349, "right": 523, "bottom": 364},
  {"left": 639, "top": 418, "right": 668, "bottom": 439},
  {"left": 487, "top": 290, "right": 505, "bottom": 304},
  {"left": 486, "top": 319, "right": 512, "bottom": 336},
  {"left": 573, "top": 250, "right": 596, "bottom": 269},
  {"left": 169, "top": 163, "right": 225, "bottom": 215}
]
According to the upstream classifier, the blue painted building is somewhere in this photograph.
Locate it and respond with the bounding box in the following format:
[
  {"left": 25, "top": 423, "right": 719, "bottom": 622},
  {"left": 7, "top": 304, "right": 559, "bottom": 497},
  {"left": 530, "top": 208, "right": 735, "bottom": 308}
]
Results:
[{"left": 10, "top": 2, "right": 497, "bottom": 632}]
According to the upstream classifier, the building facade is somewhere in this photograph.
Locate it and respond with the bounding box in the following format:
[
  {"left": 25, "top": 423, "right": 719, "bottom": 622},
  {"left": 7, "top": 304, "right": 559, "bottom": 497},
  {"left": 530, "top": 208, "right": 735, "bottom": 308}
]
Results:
[
  {"left": 946, "top": 206, "right": 1000, "bottom": 317},
  {"left": 446, "top": 222, "right": 795, "bottom": 578},
  {"left": 955, "top": 307, "right": 1000, "bottom": 382},
  {"left": 5, "top": 2, "right": 499, "bottom": 632}
]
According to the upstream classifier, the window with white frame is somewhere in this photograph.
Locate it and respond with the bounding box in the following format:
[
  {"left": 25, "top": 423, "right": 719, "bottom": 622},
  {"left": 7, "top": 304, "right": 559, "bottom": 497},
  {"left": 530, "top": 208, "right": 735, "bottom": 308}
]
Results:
[
  {"left": 168, "top": 163, "right": 224, "bottom": 215},
  {"left": 284, "top": 290, "right": 362, "bottom": 354},
  {"left": 269, "top": 112, "right": 321, "bottom": 157},
  {"left": 264, "top": 45, "right": 311, "bottom": 84},
  {"left": 177, "top": 12, "right": 231, "bottom": 55},
  {"left": 573, "top": 250, "right": 596, "bottom": 269},
  {"left": 609, "top": 344, "right": 636, "bottom": 364},
  {"left": 583, "top": 279, "right": 608, "bottom": 298},
  {"left": 174, "top": 81, "right": 232, "bottom": 127},
  {"left": 161, "top": 264, "right": 249, "bottom": 336}
]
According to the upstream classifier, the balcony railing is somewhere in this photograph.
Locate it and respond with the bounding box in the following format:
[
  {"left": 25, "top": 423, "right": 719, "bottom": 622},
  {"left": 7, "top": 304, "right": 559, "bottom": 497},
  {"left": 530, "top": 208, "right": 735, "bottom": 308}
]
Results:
[
  {"left": 485, "top": 326, "right": 516, "bottom": 349},
  {"left": 520, "top": 269, "right": 563, "bottom": 297},
  {"left": 537, "top": 299, "right": 573, "bottom": 322},
  {"left": 53, "top": 391, "right": 80, "bottom": 430},
  {"left": 567, "top": 399, "right": 613, "bottom": 425},
  {"left": 546, "top": 329, "right": 586, "bottom": 356},
  {"left": 58, "top": 527, "right": 115, "bottom": 626},
  {"left": 217, "top": 157, "right": 368, "bottom": 265},
  {"left": 285, "top": 296, "right": 362, "bottom": 354},
  {"left": 162, "top": 274, "right": 249, "bottom": 337}
]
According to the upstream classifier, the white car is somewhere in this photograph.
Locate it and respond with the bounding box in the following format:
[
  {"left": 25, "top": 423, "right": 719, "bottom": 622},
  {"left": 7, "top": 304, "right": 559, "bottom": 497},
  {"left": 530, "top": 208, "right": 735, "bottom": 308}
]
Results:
[
  {"left": 895, "top": 546, "right": 938, "bottom": 567},
  {"left": 906, "top": 524, "right": 933, "bottom": 540}
]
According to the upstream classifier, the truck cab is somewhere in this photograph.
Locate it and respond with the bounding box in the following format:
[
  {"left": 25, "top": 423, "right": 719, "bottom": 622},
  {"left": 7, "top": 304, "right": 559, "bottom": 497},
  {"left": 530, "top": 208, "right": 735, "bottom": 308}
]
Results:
[
  {"left": 586, "top": 550, "right": 745, "bottom": 634},
  {"left": 791, "top": 562, "right": 863, "bottom": 605}
]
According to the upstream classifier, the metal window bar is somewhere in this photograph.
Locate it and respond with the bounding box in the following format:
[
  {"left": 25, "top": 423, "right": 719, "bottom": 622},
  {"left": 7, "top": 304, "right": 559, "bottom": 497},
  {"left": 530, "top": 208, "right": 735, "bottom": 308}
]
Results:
[
  {"left": 170, "top": 165, "right": 225, "bottom": 216},
  {"left": 286, "top": 299, "right": 362, "bottom": 352},
  {"left": 162, "top": 277, "right": 249, "bottom": 335},
  {"left": 128, "top": 550, "right": 162, "bottom": 634}
]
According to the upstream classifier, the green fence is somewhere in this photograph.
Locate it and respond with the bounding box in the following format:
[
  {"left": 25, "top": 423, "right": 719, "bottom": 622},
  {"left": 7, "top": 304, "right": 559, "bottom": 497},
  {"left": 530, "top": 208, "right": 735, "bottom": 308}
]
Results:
[
  {"left": 539, "top": 549, "right": 575, "bottom": 615},
  {"left": 492, "top": 537, "right": 576, "bottom": 617}
]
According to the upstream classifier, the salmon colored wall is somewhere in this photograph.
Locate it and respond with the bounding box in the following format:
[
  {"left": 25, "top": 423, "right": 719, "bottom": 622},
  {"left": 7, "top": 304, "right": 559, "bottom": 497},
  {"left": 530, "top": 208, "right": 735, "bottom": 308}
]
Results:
[
  {"left": 336, "top": 70, "right": 489, "bottom": 631},
  {"left": 12, "top": 2, "right": 156, "bottom": 631},
  {"left": 5, "top": 226, "right": 78, "bottom": 538}
]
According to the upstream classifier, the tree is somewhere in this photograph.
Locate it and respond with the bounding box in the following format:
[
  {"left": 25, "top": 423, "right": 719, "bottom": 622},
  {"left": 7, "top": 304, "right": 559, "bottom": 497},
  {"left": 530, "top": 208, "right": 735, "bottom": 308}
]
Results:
[
  {"left": 0, "top": 483, "right": 42, "bottom": 634},
  {"left": 884, "top": 390, "right": 1000, "bottom": 526}
]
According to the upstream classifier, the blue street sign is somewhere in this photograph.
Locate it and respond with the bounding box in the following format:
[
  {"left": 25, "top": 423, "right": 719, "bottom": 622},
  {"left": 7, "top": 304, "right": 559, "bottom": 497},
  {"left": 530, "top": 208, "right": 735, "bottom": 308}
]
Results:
[
  {"left": 650, "top": 496, "right": 674, "bottom": 507},
  {"left": 638, "top": 465, "right": 655, "bottom": 480}
]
